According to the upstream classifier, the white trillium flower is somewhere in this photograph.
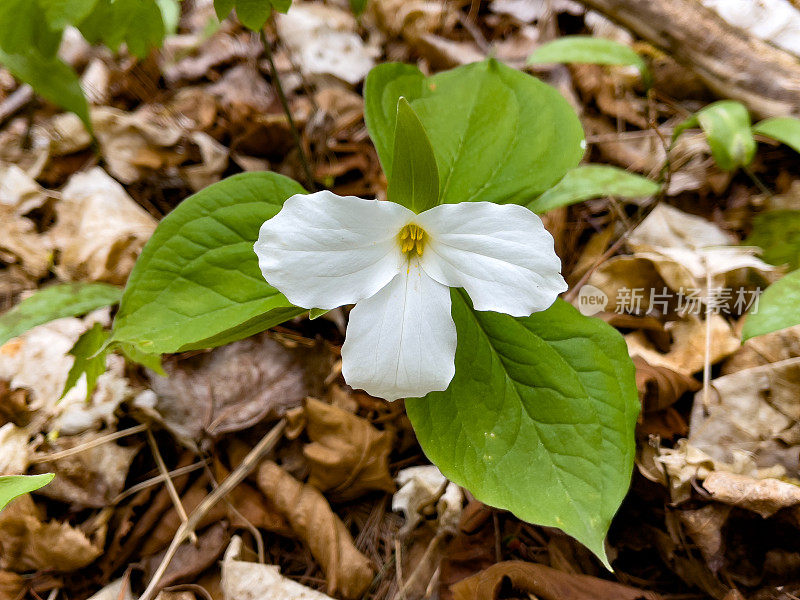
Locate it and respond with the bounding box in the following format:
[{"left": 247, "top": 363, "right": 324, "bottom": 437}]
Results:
[{"left": 254, "top": 191, "right": 567, "bottom": 401}]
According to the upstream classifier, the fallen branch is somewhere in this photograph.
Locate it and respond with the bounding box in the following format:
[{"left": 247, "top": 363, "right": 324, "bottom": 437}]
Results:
[{"left": 578, "top": 0, "right": 800, "bottom": 118}]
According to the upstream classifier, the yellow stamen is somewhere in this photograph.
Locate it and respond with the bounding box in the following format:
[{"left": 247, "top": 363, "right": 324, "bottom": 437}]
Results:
[{"left": 398, "top": 224, "right": 427, "bottom": 257}]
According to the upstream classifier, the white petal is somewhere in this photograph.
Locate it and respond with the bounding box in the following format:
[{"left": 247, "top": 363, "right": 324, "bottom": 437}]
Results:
[
  {"left": 416, "top": 201, "right": 567, "bottom": 317},
  {"left": 341, "top": 258, "right": 456, "bottom": 401},
  {"left": 254, "top": 191, "right": 413, "bottom": 310}
]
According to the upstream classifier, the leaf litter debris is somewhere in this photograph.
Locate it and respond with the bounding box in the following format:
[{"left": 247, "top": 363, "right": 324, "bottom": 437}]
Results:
[{"left": 3, "top": 0, "right": 800, "bottom": 599}]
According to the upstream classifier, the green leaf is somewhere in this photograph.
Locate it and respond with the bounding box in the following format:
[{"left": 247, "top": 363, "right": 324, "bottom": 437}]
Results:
[
  {"left": 529, "top": 165, "right": 659, "bottom": 213},
  {"left": 309, "top": 308, "right": 327, "bottom": 320},
  {"left": 528, "top": 35, "right": 651, "bottom": 86},
  {"left": 742, "top": 270, "right": 800, "bottom": 340},
  {"left": 349, "top": 0, "right": 367, "bottom": 16},
  {"left": 0, "top": 49, "right": 92, "bottom": 133},
  {"left": 387, "top": 98, "right": 439, "bottom": 213},
  {"left": 365, "top": 59, "right": 584, "bottom": 207},
  {"left": 0, "top": 474, "right": 54, "bottom": 512},
  {"left": 0, "top": 283, "right": 122, "bottom": 347},
  {"left": 673, "top": 100, "right": 756, "bottom": 171},
  {"left": 752, "top": 117, "right": 800, "bottom": 154},
  {"left": 118, "top": 342, "right": 165, "bottom": 375},
  {"left": 39, "top": 0, "right": 99, "bottom": 30},
  {"left": 110, "top": 172, "right": 306, "bottom": 354},
  {"left": 62, "top": 322, "right": 110, "bottom": 401},
  {"left": 0, "top": 0, "right": 62, "bottom": 57},
  {"left": 406, "top": 296, "right": 638, "bottom": 564},
  {"left": 78, "top": 0, "right": 166, "bottom": 58},
  {"left": 214, "top": 0, "right": 291, "bottom": 29},
  {"left": 743, "top": 210, "right": 800, "bottom": 271},
  {"left": 156, "top": 0, "right": 181, "bottom": 34}
]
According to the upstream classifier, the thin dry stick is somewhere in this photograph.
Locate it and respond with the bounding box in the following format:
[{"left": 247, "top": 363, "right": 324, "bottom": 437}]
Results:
[
  {"left": 259, "top": 28, "right": 315, "bottom": 191},
  {"left": 702, "top": 254, "right": 713, "bottom": 406},
  {"left": 30, "top": 424, "right": 147, "bottom": 463},
  {"left": 112, "top": 462, "right": 206, "bottom": 505},
  {"left": 396, "top": 530, "right": 447, "bottom": 598},
  {"left": 138, "top": 419, "right": 287, "bottom": 600},
  {"left": 146, "top": 428, "right": 197, "bottom": 544}
]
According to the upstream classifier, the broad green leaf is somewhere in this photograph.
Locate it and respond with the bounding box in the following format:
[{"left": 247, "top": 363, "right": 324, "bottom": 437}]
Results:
[
  {"left": 39, "top": 0, "right": 99, "bottom": 30},
  {"left": 0, "top": 0, "right": 62, "bottom": 57},
  {"left": 309, "top": 308, "right": 328, "bottom": 320},
  {"left": 744, "top": 210, "right": 800, "bottom": 271},
  {"left": 78, "top": 0, "right": 166, "bottom": 58},
  {"left": 364, "top": 60, "right": 584, "bottom": 206},
  {"left": 118, "top": 342, "right": 164, "bottom": 375},
  {"left": 753, "top": 117, "right": 800, "bottom": 154},
  {"left": 0, "top": 49, "right": 92, "bottom": 133},
  {"left": 0, "top": 474, "right": 54, "bottom": 512},
  {"left": 742, "top": 270, "right": 800, "bottom": 339},
  {"left": 673, "top": 100, "right": 756, "bottom": 171},
  {"left": 62, "top": 322, "right": 110, "bottom": 401},
  {"left": 0, "top": 283, "right": 122, "bottom": 347},
  {"left": 528, "top": 35, "right": 651, "bottom": 86},
  {"left": 529, "top": 165, "right": 659, "bottom": 213},
  {"left": 214, "top": 0, "right": 291, "bottom": 29},
  {"left": 111, "top": 172, "right": 306, "bottom": 354},
  {"left": 350, "top": 0, "right": 368, "bottom": 16},
  {"left": 406, "top": 296, "right": 638, "bottom": 564},
  {"left": 387, "top": 98, "right": 439, "bottom": 213}
]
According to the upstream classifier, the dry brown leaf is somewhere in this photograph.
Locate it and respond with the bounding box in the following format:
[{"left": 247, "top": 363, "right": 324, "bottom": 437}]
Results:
[
  {"left": 0, "top": 423, "right": 30, "bottom": 474},
  {"left": 51, "top": 167, "right": 156, "bottom": 284},
  {"left": 0, "top": 571, "right": 24, "bottom": 600},
  {"left": 626, "top": 316, "right": 739, "bottom": 376},
  {"left": 0, "top": 205, "right": 52, "bottom": 278},
  {"left": 256, "top": 460, "right": 374, "bottom": 599},
  {"left": 222, "top": 536, "right": 335, "bottom": 600},
  {"left": 141, "top": 522, "right": 229, "bottom": 592},
  {"left": 634, "top": 355, "right": 701, "bottom": 412},
  {"left": 31, "top": 432, "right": 138, "bottom": 509},
  {"left": 721, "top": 323, "right": 800, "bottom": 373},
  {"left": 0, "top": 494, "right": 102, "bottom": 572},
  {"left": 450, "top": 561, "right": 662, "bottom": 600},
  {"left": 147, "top": 333, "right": 310, "bottom": 447},
  {"left": 689, "top": 357, "right": 800, "bottom": 474},
  {"left": 702, "top": 472, "right": 800, "bottom": 518},
  {"left": 678, "top": 504, "right": 730, "bottom": 573},
  {"left": 303, "top": 397, "right": 395, "bottom": 501}
]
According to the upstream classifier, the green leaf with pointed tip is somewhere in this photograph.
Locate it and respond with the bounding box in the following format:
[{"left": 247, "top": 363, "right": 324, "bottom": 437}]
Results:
[
  {"left": 673, "top": 100, "right": 756, "bottom": 172},
  {"left": 118, "top": 341, "right": 165, "bottom": 375},
  {"left": 0, "top": 474, "right": 54, "bottom": 512},
  {"left": 78, "top": 0, "right": 166, "bottom": 58},
  {"left": 0, "top": 49, "right": 92, "bottom": 133},
  {"left": 62, "top": 322, "right": 110, "bottom": 401},
  {"left": 110, "top": 172, "right": 306, "bottom": 355},
  {"left": 0, "top": 0, "right": 62, "bottom": 57},
  {"left": 529, "top": 165, "right": 659, "bottom": 213},
  {"left": 406, "top": 296, "right": 638, "bottom": 565},
  {"left": 387, "top": 98, "right": 439, "bottom": 213},
  {"left": 753, "top": 117, "right": 800, "bottom": 155},
  {"left": 528, "top": 35, "right": 651, "bottom": 86},
  {"left": 214, "top": 0, "right": 235, "bottom": 20},
  {"left": 309, "top": 308, "right": 327, "bottom": 320},
  {"left": 743, "top": 210, "right": 800, "bottom": 271},
  {"left": 0, "top": 283, "right": 121, "bottom": 347},
  {"left": 742, "top": 270, "right": 800, "bottom": 340},
  {"left": 364, "top": 59, "right": 584, "bottom": 207}
]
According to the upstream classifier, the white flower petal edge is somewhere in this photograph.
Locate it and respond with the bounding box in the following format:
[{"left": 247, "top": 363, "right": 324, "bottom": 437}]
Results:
[
  {"left": 416, "top": 201, "right": 568, "bottom": 317},
  {"left": 341, "top": 258, "right": 456, "bottom": 401},
  {"left": 254, "top": 191, "right": 414, "bottom": 310}
]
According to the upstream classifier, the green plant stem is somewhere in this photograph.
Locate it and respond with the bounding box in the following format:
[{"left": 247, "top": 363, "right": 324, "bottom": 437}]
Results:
[{"left": 259, "top": 28, "right": 315, "bottom": 191}]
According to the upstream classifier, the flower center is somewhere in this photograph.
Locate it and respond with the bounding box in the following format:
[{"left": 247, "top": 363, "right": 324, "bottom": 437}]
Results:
[{"left": 398, "top": 223, "right": 426, "bottom": 256}]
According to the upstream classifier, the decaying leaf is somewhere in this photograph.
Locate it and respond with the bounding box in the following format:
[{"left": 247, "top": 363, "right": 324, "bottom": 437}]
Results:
[
  {"left": 222, "top": 535, "right": 335, "bottom": 600},
  {"left": 0, "top": 494, "right": 103, "bottom": 572},
  {"left": 276, "top": 3, "right": 378, "bottom": 84},
  {"left": 0, "top": 423, "right": 30, "bottom": 475},
  {"left": 626, "top": 315, "right": 739, "bottom": 376},
  {"left": 393, "top": 465, "right": 463, "bottom": 536},
  {"left": 450, "top": 560, "right": 662, "bottom": 600},
  {"left": 147, "top": 333, "right": 310, "bottom": 447},
  {"left": 722, "top": 323, "right": 800, "bottom": 373},
  {"left": 84, "top": 578, "right": 133, "bottom": 600},
  {"left": 702, "top": 471, "right": 800, "bottom": 518},
  {"left": 31, "top": 432, "right": 138, "bottom": 509},
  {"left": 678, "top": 504, "right": 730, "bottom": 573},
  {"left": 689, "top": 357, "right": 800, "bottom": 475},
  {"left": 634, "top": 355, "right": 701, "bottom": 412},
  {"left": 257, "top": 460, "right": 374, "bottom": 599},
  {"left": 303, "top": 397, "right": 395, "bottom": 501},
  {"left": 50, "top": 168, "right": 157, "bottom": 285}
]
